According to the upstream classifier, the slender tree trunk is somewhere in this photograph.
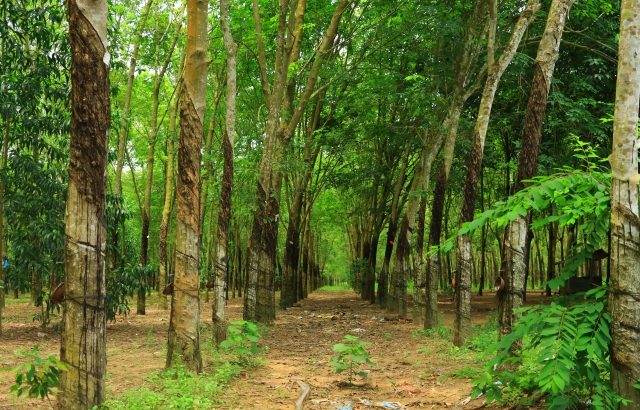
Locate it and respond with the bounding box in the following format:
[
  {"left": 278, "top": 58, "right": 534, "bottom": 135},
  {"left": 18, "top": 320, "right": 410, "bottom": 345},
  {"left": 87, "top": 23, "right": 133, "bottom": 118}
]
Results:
[
  {"left": 391, "top": 145, "right": 434, "bottom": 318},
  {"left": 213, "top": 0, "right": 237, "bottom": 344},
  {"left": 114, "top": 0, "right": 154, "bottom": 196},
  {"left": 158, "top": 78, "right": 181, "bottom": 309},
  {"left": 501, "top": 0, "right": 573, "bottom": 338},
  {"left": 424, "top": 0, "right": 488, "bottom": 328},
  {"left": 281, "top": 96, "right": 322, "bottom": 309},
  {"left": 0, "top": 117, "right": 9, "bottom": 332},
  {"left": 479, "top": 169, "right": 486, "bottom": 296},
  {"left": 166, "top": 0, "right": 207, "bottom": 372},
  {"left": 138, "top": 15, "right": 182, "bottom": 315},
  {"left": 454, "top": 0, "right": 540, "bottom": 346},
  {"left": 546, "top": 221, "right": 556, "bottom": 296},
  {"left": 414, "top": 196, "right": 427, "bottom": 306},
  {"left": 379, "top": 152, "right": 409, "bottom": 307},
  {"left": 58, "top": 1, "right": 109, "bottom": 407},
  {"left": 609, "top": 0, "right": 640, "bottom": 404}
]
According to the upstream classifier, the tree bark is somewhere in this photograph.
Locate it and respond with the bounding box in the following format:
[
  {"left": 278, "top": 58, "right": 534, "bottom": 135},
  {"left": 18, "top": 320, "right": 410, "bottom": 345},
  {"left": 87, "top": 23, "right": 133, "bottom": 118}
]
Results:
[
  {"left": 213, "top": 0, "right": 237, "bottom": 344},
  {"left": 166, "top": 0, "right": 207, "bottom": 373},
  {"left": 501, "top": 0, "right": 574, "bottom": 338},
  {"left": 58, "top": 1, "right": 109, "bottom": 407},
  {"left": 0, "top": 117, "right": 7, "bottom": 333},
  {"left": 158, "top": 77, "right": 181, "bottom": 309},
  {"left": 609, "top": 0, "right": 640, "bottom": 404},
  {"left": 546, "top": 220, "right": 556, "bottom": 296},
  {"left": 378, "top": 151, "right": 409, "bottom": 308},
  {"left": 413, "top": 195, "right": 427, "bottom": 306},
  {"left": 454, "top": 0, "right": 540, "bottom": 347}
]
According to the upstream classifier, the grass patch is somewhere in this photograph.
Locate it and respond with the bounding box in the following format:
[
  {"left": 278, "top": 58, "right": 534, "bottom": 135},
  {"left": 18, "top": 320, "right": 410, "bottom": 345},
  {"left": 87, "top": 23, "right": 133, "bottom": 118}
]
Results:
[{"left": 101, "top": 322, "right": 264, "bottom": 409}]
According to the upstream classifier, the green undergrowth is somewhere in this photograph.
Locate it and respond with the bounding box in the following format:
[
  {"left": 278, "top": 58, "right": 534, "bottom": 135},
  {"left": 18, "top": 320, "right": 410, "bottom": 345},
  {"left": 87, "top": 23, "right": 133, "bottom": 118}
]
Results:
[
  {"left": 414, "top": 316, "right": 498, "bottom": 383},
  {"left": 100, "top": 320, "right": 265, "bottom": 410}
]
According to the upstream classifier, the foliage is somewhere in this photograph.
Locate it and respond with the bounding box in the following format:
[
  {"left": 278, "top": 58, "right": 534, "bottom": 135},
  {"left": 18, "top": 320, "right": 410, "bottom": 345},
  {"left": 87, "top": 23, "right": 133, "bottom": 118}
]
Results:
[
  {"left": 330, "top": 334, "right": 375, "bottom": 384},
  {"left": 219, "top": 320, "right": 262, "bottom": 366},
  {"left": 473, "top": 287, "right": 628, "bottom": 409},
  {"left": 10, "top": 345, "right": 68, "bottom": 400},
  {"left": 100, "top": 364, "right": 228, "bottom": 410},
  {"left": 433, "top": 137, "right": 610, "bottom": 291},
  {"left": 102, "top": 323, "right": 263, "bottom": 410}
]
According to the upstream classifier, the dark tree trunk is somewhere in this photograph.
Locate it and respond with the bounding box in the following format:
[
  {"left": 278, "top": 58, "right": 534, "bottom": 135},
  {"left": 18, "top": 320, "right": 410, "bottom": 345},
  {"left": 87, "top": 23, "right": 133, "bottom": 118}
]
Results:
[{"left": 377, "top": 220, "right": 397, "bottom": 307}]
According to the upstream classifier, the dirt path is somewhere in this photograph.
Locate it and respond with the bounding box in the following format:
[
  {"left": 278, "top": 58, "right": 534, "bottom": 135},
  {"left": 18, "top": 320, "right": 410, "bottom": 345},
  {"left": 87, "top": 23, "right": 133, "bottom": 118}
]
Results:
[
  {"left": 0, "top": 288, "right": 546, "bottom": 408},
  {"left": 222, "top": 290, "right": 484, "bottom": 410}
]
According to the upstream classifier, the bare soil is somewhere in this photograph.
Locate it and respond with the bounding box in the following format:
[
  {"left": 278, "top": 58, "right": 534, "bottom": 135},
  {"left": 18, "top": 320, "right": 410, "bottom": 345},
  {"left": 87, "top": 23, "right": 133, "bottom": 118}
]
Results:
[{"left": 0, "top": 289, "right": 551, "bottom": 409}]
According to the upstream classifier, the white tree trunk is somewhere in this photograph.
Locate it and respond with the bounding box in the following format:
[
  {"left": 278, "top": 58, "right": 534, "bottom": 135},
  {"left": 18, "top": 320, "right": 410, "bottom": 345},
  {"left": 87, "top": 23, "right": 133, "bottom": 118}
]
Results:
[{"left": 609, "top": 0, "right": 640, "bottom": 404}]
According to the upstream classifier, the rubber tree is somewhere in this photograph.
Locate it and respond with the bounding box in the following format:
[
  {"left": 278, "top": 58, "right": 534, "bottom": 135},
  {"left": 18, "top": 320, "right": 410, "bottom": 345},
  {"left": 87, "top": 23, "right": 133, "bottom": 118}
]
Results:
[
  {"left": 114, "top": 0, "right": 154, "bottom": 196},
  {"left": 244, "top": 0, "right": 350, "bottom": 323},
  {"left": 423, "top": 0, "right": 488, "bottom": 329},
  {"left": 138, "top": 10, "right": 183, "bottom": 315},
  {"left": 58, "top": 0, "right": 109, "bottom": 407},
  {"left": 158, "top": 75, "right": 182, "bottom": 309},
  {"left": 212, "top": 0, "right": 237, "bottom": 344},
  {"left": 609, "top": 0, "right": 640, "bottom": 404},
  {"left": 166, "top": 0, "right": 208, "bottom": 372},
  {"left": 501, "top": 0, "right": 575, "bottom": 338},
  {"left": 454, "top": 0, "right": 540, "bottom": 346}
]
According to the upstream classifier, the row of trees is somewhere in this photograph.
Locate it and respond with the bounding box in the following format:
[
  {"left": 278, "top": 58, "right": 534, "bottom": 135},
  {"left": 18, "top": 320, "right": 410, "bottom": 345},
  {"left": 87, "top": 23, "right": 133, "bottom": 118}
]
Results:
[{"left": 1, "top": 0, "right": 639, "bottom": 407}]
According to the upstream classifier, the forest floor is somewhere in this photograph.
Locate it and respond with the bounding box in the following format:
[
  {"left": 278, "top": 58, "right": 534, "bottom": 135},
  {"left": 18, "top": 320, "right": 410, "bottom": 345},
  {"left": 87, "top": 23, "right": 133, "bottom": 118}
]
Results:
[{"left": 0, "top": 288, "right": 550, "bottom": 409}]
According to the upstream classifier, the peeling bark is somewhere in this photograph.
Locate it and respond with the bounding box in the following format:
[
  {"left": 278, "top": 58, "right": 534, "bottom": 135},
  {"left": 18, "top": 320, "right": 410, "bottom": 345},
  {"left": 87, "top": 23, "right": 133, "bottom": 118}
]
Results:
[
  {"left": 58, "top": 0, "right": 109, "bottom": 407},
  {"left": 213, "top": 0, "right": 237, "bottom": 344},
  {"left": 166, "top": 0, "right": 207, "bottom": 373}
]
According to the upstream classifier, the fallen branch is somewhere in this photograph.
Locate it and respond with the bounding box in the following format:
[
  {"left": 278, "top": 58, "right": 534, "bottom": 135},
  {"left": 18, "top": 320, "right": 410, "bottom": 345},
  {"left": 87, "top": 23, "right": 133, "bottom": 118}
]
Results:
[{"left": 295, "top": 381, "right": 311, "bottom": 410}]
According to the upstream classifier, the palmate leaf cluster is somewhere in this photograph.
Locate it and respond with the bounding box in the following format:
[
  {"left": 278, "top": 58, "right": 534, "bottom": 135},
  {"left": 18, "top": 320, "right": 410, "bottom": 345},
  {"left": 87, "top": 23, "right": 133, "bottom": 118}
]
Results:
[{"left": 474, "top": 287, "right": 626, "bottom": 409}]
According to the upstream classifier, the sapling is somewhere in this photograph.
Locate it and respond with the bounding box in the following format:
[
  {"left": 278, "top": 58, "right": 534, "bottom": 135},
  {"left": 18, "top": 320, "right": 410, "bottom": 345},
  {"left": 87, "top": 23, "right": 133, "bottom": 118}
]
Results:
[{"left": 330, "top": 334, "right": 375, "bottom": 384}]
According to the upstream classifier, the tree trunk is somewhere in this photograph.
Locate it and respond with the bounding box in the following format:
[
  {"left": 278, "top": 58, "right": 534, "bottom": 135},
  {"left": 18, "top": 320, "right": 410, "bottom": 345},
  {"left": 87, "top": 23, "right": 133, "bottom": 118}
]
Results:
[
  {"left": 609, "top": 0, "right": 640, "bottom": 404},
  {"left": 114, "top": 0, "right": 154, "bottom": 196},
  {"left": 138, "top": 14, "right": 182, "bottom": 315},
  {"left": 244, "top": 0, "right": 349, "bottom": 323},
  {"left": 0, "top": 117, "right": 7, "bottom": 333},
  {"left": 158, "top": 78, "right": 181, "bottom": 309},
  {"left": 58, "top": 1, "right": 109, "bottom": 407},
  {"left": 546, "top": 221, "right": 556, "bottom": 296},
  {"left": 281, "top": 95, "right": 322, "bottom": 309},
  {"left": 213, "top": 0, "right": 237, "bottom": 345},
  {"left": 414, "top": 196, "right": 427, "bottom": 306},
  {"left": 501, "top": 0, "right": 573, "bottom": 338},
  {"left": 166, "top": 0, "right": 207, "bottom": 373},
  {"left": 378, "top": 151, "right": 409, "bottom": 307},
  {"left": 424, "top": 0, "right": 485, "bottom": 326},
  {"left": 391, "top": 144, "right": 435, "bottom": 318},
  {"left": 454, "top": 0, "right": 540, "bottom": 346}
]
